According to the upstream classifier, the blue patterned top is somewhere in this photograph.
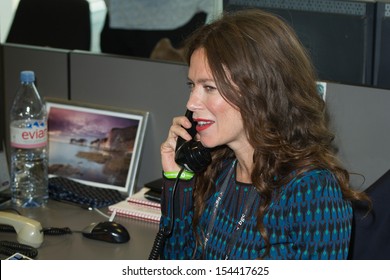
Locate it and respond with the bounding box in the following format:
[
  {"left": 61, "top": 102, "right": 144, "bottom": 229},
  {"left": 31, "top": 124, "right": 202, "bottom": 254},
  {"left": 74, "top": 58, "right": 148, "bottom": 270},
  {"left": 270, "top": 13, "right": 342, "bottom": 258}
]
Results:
[{"left": 160, "top": 160, "right": 353, "bottom": 260}]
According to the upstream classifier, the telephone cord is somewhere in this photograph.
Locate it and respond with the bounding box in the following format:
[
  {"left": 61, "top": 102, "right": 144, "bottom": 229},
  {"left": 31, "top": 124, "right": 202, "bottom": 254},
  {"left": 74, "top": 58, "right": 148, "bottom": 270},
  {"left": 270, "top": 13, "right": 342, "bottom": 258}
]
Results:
[
  {"left": 0, "top": 226, "right": 72, "bottom": 259},
  {"left": 148, "top": 168, "right": 184, "bottom": 260},
  {"left": 0, "top": 224, "right": 73, "bottom": 235},
  {"left": 0, "top": 240, "right": 38, "bottom": 259}
]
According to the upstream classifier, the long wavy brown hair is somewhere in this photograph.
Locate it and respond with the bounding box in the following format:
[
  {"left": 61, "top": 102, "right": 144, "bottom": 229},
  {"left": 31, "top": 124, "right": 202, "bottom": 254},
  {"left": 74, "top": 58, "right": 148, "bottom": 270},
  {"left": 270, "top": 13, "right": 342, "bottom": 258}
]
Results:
[{"left": 184, "top": 9, "right": 368, "bottom": 258}]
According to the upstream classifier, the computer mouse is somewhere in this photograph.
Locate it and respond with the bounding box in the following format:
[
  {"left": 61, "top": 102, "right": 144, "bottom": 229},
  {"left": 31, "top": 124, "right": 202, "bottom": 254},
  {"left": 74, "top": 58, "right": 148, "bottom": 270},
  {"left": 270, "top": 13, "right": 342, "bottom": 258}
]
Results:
[{"left": 82, "top": 221, "right": 130, "bottom": 243}]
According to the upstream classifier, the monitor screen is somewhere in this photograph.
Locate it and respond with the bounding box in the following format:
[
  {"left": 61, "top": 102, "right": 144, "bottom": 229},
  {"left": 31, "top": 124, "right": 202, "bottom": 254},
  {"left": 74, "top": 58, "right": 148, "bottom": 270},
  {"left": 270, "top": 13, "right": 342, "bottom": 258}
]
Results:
[{"left": 45, "top": 98, "right": 148, "bottom": 196}]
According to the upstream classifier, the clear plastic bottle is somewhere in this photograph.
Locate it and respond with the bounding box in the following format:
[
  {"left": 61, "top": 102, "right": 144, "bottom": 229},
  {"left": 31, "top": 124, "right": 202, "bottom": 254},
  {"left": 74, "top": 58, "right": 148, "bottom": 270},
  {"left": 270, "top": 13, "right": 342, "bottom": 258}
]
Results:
[{"left": 10, "top": 70, "right": 48, "bottom": 207}]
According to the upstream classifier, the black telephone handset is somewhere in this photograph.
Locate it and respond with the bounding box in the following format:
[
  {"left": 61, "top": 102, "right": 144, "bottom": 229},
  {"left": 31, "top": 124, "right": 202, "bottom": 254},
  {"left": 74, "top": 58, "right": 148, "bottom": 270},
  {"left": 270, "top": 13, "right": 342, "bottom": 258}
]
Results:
[
  {"left": 174, "top": 110, "right": 211, "bottom": 173},
  {"left": 149, "top": 111, "right": 211, "bottom": 259}
]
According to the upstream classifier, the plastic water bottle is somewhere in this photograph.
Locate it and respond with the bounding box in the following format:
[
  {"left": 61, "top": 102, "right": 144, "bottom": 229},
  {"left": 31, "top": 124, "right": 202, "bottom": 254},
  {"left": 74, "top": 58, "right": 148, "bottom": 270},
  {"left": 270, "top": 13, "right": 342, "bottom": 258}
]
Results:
[{"left": 10, "top": 70, "right": 48, "bottom": 207}]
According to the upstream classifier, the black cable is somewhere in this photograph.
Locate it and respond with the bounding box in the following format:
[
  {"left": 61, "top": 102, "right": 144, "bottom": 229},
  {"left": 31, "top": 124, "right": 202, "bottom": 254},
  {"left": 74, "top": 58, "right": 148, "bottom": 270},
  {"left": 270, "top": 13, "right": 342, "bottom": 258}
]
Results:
[
  {"left": 0, "top": 226, "right": 72, "bottom": 259},
  {"left": 0, "top": 224, "right": 73, "bottom": 235},
  {"left": 0, "top": 224, "right": 16, "bottom": 233},
  {"left": 0, "top": 240, "right": 38, "bottom": 259},
  {"left": 148, "top": 168, "right": 184, "bottom": 260},
  {"left": 148, "top": 227, "right": 171, "bottom": 260},
  {"left": 42, "top": 227, "right": 73, "bottom": 235}
]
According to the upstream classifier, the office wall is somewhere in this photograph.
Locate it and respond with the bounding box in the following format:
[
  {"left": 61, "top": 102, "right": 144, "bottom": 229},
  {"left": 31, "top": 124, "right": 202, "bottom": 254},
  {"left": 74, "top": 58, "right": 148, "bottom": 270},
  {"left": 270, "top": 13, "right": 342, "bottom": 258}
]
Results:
[{"left": 69, "top": 51, "right": 189, "bottom": 189}]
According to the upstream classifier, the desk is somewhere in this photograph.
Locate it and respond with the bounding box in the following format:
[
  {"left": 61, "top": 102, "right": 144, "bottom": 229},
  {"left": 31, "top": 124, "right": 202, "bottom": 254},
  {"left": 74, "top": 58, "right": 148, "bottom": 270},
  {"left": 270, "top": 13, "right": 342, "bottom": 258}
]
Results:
[{"left": 0, "top": 199, "right": 159, "bottom": 259}]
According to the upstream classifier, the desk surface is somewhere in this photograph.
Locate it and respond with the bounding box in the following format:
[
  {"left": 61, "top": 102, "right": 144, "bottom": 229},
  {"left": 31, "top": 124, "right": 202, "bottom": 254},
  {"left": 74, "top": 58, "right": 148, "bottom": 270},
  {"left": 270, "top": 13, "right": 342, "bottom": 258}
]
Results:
[{"left": 0, "top": 199, "right": 159, "bottom": 260}]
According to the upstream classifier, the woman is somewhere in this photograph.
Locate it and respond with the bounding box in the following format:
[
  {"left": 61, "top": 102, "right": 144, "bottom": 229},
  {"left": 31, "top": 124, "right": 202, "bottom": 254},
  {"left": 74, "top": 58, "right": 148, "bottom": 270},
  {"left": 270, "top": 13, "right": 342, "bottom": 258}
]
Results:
[{"left": 159, "top": 9, "right": 366, "bottom": 260}]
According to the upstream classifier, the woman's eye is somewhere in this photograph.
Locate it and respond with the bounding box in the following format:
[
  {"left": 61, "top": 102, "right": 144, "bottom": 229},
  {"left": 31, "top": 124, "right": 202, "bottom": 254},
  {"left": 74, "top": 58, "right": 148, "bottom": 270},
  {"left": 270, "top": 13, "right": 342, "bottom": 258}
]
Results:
[
  {"left": 204, "top": 85, "right": 217, "bottom": 92},
  {"left": 186, "top": 81, "right": 216, "bottom": 92}
]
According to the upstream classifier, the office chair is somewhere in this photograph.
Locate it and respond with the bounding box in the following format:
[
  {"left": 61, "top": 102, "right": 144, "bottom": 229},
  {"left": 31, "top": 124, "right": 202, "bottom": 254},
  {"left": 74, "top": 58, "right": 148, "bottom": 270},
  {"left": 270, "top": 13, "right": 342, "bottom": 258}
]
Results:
[
  {"left": 348, "top": 169, "right": 390, "bottom": 259},
  {"left": 6, "top": 0, "right": 91, "bottom": 51}
]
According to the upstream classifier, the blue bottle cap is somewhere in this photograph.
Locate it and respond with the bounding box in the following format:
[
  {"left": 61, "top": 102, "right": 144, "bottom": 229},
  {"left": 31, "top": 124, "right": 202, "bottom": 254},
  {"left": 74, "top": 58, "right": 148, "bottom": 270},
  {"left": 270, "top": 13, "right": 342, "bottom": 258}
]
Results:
[{"left": 20, "top": 71, "right": 35, "bottom": 83}]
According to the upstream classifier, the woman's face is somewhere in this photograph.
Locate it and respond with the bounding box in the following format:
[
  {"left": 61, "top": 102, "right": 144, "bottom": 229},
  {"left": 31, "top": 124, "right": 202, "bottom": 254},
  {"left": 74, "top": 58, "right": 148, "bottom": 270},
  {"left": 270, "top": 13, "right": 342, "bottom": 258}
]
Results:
[{"left": 186, "top": 48, "right": 249, "bottom": 151}]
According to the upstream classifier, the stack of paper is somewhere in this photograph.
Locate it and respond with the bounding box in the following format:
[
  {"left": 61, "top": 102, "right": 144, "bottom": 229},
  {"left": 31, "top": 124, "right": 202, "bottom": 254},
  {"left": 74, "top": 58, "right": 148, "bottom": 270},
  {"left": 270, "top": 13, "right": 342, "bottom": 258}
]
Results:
[{"left": 108, "top": 188, "right": 161, "bottom": 223}]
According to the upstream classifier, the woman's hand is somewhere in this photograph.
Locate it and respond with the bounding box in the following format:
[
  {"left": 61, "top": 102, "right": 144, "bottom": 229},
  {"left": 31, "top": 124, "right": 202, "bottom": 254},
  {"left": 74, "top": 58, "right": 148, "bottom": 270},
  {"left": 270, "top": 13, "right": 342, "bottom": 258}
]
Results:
[{"left": 161, "top": 115, "right": 193, "bottom": 172}]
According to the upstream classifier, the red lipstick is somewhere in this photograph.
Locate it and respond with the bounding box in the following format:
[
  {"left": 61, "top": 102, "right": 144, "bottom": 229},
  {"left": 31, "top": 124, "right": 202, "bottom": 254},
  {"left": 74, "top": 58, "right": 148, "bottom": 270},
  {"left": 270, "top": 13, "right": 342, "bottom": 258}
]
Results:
[{"left": 194, "top": 118, "right": 214, "bottom": 132}]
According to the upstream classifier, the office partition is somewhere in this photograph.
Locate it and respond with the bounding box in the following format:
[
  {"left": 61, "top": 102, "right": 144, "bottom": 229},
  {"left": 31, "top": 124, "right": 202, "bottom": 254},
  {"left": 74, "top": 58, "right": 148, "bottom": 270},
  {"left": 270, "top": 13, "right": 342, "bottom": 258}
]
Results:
[
  {"left": 0, "top": 44, "right": 4, "bottom": 152},
  {"left": 0, "top": 44, "right": 8, "bottom": 188},
  {"left": 69, "top": 51, "right": 189, "bottom": 190},
  {"left": 326, "top": 82, "right": 390, "bottom": 190},
  {"left": 1, "top": 43, "right": 70, "bottom": 161}
]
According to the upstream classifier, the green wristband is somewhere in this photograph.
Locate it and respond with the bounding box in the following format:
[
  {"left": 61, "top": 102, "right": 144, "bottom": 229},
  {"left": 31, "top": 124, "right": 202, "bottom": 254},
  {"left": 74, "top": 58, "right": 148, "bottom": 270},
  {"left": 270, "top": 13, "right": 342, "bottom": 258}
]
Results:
[{"left": 163, "top": 170, "right": 195, "bottom": 181}]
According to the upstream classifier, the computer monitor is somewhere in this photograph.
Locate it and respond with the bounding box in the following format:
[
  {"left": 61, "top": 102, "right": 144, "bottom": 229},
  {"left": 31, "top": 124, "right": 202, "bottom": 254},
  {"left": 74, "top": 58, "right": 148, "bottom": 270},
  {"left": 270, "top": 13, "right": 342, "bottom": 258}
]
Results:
[
  {"left": 46, "top": 98, "right": 149, "bottom": 196},
  {"left": 224, "top": 0, "right": 375, "bottom": 86}
]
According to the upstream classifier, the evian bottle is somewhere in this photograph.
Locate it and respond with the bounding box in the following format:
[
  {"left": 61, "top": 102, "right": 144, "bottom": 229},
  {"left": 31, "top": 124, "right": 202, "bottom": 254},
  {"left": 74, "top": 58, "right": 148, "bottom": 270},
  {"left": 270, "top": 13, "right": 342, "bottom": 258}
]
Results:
[{"left": 10, "top": 70, "right": 48, "bottom": 207}]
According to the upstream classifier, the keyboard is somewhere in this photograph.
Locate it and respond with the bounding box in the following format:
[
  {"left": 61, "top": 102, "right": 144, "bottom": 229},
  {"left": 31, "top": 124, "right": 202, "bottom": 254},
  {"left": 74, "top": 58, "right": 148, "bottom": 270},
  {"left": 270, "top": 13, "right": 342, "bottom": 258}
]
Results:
[{"left": 48, "top": 176, "right": 124, "bottom": 209}]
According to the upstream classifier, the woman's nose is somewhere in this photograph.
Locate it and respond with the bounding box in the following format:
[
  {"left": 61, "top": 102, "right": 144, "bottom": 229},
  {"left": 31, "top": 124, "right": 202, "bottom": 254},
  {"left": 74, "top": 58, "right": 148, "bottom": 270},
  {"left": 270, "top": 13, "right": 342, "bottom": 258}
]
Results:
[{"left": 186, "top": 88, "right": 203, "bottom": 112}]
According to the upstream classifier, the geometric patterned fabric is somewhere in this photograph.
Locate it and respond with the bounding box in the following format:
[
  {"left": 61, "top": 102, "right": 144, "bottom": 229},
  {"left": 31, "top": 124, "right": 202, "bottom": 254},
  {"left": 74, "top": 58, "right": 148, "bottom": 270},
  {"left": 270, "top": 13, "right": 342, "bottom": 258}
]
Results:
[{"left": 160, "top": 159, "right": 352, "bottom": 259}]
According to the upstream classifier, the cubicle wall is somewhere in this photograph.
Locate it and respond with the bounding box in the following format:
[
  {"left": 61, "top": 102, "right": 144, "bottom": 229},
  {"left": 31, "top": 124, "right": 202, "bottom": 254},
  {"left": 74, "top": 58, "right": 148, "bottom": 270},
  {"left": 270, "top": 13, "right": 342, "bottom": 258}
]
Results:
[
  {"left": 1, "top": 43, "right": 389, "bottom": 192},
  {"left": 1, "top": 43, "right": 69, "bottom": 160},
  {"left": 0, "top": 44, "right": 4, "bottom": 152},
  {"left": 326, "top": 83, "right": 390, "bottom": 191},
  {"left": 69, "top": 51, "right": 189, "bottom": 188},
  {"left": 0, "top": 45, "right": 9, "bottom": 188},
  {"left": 2, "top": 44, "right": 69, "bottom": 99}
]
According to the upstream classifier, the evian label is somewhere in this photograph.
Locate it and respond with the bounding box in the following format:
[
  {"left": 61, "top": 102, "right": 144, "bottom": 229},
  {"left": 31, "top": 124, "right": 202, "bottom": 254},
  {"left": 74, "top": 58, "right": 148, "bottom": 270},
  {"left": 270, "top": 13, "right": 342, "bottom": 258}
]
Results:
[{"left": 10, "top": 120, "right": 47, "bottom": 149}]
